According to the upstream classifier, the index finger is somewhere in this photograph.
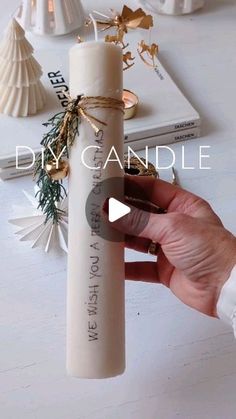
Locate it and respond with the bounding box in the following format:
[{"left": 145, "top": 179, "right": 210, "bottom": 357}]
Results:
[
  {"left": 125, "top": 175, "right": 193, "bottom": 211},
  {"left": 125, "top": 175, "right": 221, "bottom": 222}
]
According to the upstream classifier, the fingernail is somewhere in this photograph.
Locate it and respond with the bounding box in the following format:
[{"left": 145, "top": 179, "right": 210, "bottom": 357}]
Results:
[{"left": 102, "top": 198, "right": 109, "bottom": 214}]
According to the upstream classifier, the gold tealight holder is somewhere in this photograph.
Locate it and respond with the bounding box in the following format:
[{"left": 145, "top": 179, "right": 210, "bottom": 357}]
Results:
[{"left": 123, "top": 89, "right": 139, "bottom": 120}]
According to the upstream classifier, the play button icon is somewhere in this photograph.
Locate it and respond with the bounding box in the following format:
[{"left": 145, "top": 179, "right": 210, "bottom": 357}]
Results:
[
  {"left": 85, "top": 176, "right": 151, "bottom": 242},
  {"left": 108, "top": 198, "right": 131, "bottom": 222}
]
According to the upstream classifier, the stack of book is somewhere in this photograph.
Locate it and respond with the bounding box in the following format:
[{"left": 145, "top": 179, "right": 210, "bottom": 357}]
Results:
[{"left": 0, "top": 43, "right": 200, "bottom": 181}]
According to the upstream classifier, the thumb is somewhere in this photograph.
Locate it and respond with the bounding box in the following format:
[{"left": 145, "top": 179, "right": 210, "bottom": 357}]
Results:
[{"left": 103, "top": 200, "right": 176, "bottom": 243}]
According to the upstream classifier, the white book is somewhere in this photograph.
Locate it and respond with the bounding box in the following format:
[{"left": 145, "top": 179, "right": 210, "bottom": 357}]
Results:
[
  {"left": 0, "top": 42, "right": 200, "bottom": 169},
  {"left": 124, "top": 41, "right": 200, "bottom": 143},
  {"left": 124, "top": 126, "right": 200, "bottom": 152},
  {"left": 0, "top": 165, "right": 35, "bottom": 181}
]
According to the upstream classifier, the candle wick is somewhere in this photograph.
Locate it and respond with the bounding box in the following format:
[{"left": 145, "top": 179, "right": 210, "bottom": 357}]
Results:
[
  {"left": 89, "top": 13, "right": 98, "bottom": 42},
  {"left": 92, "top": 10, "right": 110, "bottom": 20},
  {"left": 149, "top": 27, "right": 152, "bottom": 45}
]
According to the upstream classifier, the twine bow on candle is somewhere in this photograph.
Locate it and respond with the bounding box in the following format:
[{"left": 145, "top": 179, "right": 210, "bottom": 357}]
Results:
[
  {"left": 59, "top": 94, "right": 124, "bottom": 142},
  {"left": 33, "top": 94, "right": 124, "bottom": 224},
  {"left": 77, "top": 95, "right": 125, "bottom": 135}
]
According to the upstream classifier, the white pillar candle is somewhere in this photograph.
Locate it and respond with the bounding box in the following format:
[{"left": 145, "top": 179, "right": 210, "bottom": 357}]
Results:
[{"left": 67, "top": 41, "right": 125, "bottom": 378}]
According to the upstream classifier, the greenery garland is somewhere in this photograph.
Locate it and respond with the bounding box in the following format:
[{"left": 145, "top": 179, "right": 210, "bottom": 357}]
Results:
[{"left": 34, "top": 96, "right": 81, "bottom": 224}]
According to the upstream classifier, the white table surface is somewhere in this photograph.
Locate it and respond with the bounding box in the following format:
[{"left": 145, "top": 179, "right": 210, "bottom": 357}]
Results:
[{"left": 1, "top": 1, "right": 236, "bottom": 418}]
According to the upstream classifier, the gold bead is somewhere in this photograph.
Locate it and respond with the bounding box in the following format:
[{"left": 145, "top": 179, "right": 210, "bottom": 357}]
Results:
[{"left": 45, "top": 159, "right": 69, "bottom": 181}]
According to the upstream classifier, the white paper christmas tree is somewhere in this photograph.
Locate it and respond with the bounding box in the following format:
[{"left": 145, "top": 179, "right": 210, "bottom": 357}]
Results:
[{"left": 0, "top": 18, "right": 46, "bottom": 117}]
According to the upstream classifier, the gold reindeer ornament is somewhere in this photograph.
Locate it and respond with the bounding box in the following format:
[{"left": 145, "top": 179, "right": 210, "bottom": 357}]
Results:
[
  {"left": 138, "top": 40, "right": 159, "bottom": 67},
  {"left": 88, "top": 5, "right": 158, "bottom": 73},
  {"left": 123, "top": 51, "right": 135, "bottom": 70},
  {"left": 104, "top": 31, "right": 128, "bottom": 49}
]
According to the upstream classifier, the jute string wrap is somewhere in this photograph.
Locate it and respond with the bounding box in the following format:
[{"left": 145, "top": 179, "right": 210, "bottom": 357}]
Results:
[
  {"left": 49, "top": 94, "right": 125, "bottom": 157},
  {"left": 77, "top": 95, "right": 125, "bottom": 135}
]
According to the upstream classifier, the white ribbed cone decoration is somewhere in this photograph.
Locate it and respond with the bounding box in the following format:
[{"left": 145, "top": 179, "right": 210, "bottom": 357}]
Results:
[
  {"left": 0, "top": 36, "right": 33, "bottom": 61},
  {"left": 9, "top": 189, "right": 68, "bottom": 253},
  {"left": 0, "top": 18, "right": 46, "bottom": 117},
  {"left": 0, "top": 56, "right": 42, "bottom": 86},
  {"left": 140, "top": 0, "right": 205, "bottom": 15},
  {"left": 17, "top": 0, "right": 84, "bottom": 36}
]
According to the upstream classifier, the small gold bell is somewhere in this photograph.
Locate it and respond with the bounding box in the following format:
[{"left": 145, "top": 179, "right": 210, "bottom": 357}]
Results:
[{"left": 45, "top": 159, "right": 69, "bottom": 181}]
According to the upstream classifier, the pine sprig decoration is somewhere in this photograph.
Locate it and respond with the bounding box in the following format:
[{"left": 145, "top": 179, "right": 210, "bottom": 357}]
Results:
[
  {"left": 34, "top": 96, "right": 81, "bottom": 224},
  {"left": 34, "top": 94, "right": 124, "bottom": 225}
]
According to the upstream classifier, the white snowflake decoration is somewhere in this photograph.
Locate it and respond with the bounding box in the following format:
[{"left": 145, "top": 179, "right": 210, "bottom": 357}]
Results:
[{"left": 9, "top": 188, "right": 68, "bottom": 253}]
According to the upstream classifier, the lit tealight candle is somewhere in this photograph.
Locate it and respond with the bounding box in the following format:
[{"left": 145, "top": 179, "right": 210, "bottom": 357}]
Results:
[{"left": 123, "top": 89, "right": 139, "bottom": 120}]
